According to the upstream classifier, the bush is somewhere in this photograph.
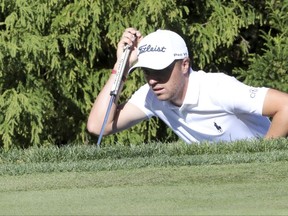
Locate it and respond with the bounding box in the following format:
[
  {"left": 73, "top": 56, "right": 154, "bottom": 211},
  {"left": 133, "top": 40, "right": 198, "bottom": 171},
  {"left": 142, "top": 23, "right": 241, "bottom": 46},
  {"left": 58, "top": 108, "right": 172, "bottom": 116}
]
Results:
[
  {"left": 234, "top": 0, "right": 288, "bottom": 91},
  {"left": 0, "top": 0, "right": 287, "bottom": 149}
]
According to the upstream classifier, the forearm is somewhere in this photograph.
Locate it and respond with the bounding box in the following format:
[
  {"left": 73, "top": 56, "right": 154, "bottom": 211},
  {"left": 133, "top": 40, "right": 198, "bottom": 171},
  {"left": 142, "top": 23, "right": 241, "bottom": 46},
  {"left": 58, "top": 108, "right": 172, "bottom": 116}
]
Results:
[
  {"left": 87, "top": 68, "right": 125, "bottom": 135},
  {"left": 265, "top": 109, "right": 288, "bottom": 139},
  {"left": 87, "top": 27, "right": 142, "bottom": 136}
]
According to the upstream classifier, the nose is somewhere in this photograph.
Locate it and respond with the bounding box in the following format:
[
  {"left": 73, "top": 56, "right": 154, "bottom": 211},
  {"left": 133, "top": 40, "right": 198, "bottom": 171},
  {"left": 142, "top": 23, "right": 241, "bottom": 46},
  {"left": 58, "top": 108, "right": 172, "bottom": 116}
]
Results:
[
  {"left": 145, "top": 72, "right": 159, "bottom": 86},
  {"left": 147, "top": 77, "right": 158, "bottom": 86}
]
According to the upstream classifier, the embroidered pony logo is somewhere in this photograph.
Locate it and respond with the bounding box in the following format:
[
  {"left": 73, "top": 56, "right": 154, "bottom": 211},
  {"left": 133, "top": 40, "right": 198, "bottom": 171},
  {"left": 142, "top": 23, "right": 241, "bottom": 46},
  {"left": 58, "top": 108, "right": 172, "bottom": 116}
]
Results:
[{"left": 214, "top": 122, "right": 223, "bottom": 133}]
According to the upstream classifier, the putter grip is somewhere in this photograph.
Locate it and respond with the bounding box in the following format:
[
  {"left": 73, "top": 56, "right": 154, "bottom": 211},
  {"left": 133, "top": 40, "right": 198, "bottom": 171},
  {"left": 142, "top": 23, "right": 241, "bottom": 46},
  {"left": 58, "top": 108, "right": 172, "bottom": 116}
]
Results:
[{"left": 110, "top": 45, "right": 131, "bottom": 96}]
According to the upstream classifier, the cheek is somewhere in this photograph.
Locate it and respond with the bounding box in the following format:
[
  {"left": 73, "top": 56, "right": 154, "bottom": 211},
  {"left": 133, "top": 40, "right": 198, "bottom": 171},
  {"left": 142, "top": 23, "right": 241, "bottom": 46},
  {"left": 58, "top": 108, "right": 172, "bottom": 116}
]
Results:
[
  {"left": 169, "top": 72, "right": 183, "bottom": 87},
  {"left": 167, "top": 75, "right": 186, "bottom": 96}
]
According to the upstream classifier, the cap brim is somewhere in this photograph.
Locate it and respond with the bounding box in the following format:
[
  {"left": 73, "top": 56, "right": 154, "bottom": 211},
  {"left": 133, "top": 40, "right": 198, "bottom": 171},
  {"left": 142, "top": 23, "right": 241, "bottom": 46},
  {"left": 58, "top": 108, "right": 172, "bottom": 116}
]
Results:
[
  {"left": 128, "top": 56, "right": 175, "bottom": 74},
  {"left": 128, "top": 63, "right": 141, "bottom": 74}
]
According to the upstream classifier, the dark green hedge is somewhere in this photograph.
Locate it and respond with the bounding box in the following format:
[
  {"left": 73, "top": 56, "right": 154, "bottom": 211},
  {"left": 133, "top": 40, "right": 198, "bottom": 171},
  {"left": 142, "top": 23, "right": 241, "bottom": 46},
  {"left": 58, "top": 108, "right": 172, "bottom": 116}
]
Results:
[{"left": 0, "top": 0, "right": 287, "bottom": 149}]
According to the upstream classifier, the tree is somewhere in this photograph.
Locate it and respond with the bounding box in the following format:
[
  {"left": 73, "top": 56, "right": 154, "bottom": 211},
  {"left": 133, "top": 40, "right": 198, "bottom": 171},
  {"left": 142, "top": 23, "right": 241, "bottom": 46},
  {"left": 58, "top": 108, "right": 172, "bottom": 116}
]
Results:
[{"left": 0, "top": 0, "right": 287, "bottom": 149}]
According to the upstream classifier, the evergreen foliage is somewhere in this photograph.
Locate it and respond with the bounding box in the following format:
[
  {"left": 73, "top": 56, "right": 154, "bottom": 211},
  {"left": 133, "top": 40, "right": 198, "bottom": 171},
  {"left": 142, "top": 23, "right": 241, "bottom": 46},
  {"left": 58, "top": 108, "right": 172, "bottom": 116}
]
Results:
[
  {"left": 234, "top": 0, "right": 288, "bottom": 91},
  {"left": 0, "top": 0, "right": 287, "bottom": 149}
]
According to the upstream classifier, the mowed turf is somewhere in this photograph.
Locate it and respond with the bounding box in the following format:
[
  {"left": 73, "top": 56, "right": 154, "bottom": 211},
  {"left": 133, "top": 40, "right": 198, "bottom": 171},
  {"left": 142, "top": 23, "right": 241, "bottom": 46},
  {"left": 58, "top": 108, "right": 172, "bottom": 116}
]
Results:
[{"left": 1, "top": 161, "right": 288, "bottom": 215}]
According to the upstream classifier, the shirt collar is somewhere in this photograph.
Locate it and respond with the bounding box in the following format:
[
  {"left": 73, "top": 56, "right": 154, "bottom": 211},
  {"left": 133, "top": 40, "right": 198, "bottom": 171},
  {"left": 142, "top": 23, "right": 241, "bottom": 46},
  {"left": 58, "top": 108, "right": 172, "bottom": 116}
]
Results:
[{"left": 179, "top": 68, "right": 200, "bottom": 113}]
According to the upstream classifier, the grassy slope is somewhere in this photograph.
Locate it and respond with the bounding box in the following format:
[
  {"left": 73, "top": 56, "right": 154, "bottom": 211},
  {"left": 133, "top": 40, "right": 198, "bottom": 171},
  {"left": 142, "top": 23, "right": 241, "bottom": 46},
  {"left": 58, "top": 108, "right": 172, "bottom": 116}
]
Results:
[
  {"left": 1, "top": 162, "right": 288, "bottom": 215},
  {"left": 0, "top": 139, "right": 288, "bottom": 215},
  {"left": 1, "top": 139, "right": 288, "bottom": 175}
]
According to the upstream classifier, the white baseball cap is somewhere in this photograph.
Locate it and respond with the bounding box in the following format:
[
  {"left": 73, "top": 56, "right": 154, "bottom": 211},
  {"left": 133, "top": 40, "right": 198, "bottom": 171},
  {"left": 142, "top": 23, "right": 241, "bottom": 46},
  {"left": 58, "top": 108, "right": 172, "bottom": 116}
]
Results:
[{"left": 129, "top": 29, "right": 189, "bottom": 73}]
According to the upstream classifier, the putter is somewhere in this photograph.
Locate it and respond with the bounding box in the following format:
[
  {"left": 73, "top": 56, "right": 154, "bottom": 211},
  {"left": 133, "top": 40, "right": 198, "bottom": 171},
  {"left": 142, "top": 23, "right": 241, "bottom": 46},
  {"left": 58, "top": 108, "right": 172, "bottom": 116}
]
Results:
[{"left": 96, "top": 44, "right": 132, "bottom": 147}]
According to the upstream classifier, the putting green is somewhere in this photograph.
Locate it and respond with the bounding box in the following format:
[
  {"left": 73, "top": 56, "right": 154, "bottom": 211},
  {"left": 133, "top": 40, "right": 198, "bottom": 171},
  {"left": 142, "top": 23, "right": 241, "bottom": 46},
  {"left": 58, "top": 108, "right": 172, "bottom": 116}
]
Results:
[{"left": 1, "top": 162, "right": 288, "bottom": 215}]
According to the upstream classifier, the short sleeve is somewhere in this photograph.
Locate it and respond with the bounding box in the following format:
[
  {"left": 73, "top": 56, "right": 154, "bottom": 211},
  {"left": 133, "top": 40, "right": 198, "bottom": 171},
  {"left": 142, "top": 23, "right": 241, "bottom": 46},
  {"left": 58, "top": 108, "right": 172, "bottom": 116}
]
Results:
[
  {"left": 128, "top": 84, "right": 155, "bottom": 118},
  {"left": 211, "top": 74, "right": 269, "bottom": 115}
]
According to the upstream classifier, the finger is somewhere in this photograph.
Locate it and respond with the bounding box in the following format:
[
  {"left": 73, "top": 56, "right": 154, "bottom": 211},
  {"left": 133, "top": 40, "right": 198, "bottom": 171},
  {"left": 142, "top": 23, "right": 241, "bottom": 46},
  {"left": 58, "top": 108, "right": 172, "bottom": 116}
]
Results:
[
  {"left": 117, "top": 34, "right": 132, "bottom": 48},
  {"left": 121, "top": 34, "right": 135, "bottom": 46},
  {"left": 135, "top": 30, "right": 142, "bottom": 38},
  {"left": 124, "top": 27, "right": 138, "bottom": 35},
  {"left": 122, "top": 28, "right": 141, "bottom": 45}
]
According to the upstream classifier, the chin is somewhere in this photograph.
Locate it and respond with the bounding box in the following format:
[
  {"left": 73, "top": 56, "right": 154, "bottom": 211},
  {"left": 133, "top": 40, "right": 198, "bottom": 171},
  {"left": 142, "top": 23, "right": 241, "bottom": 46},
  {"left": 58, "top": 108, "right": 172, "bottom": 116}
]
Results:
[{"left": 156, "top": 94, "right": 170, "bottom": 101}]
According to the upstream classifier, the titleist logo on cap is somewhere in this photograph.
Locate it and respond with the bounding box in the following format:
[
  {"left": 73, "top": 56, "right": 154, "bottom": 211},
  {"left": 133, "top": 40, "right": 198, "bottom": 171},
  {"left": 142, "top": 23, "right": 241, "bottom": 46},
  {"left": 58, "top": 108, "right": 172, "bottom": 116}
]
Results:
[{"left": 138, "top": 44, "right": 166, "bottom": 55}]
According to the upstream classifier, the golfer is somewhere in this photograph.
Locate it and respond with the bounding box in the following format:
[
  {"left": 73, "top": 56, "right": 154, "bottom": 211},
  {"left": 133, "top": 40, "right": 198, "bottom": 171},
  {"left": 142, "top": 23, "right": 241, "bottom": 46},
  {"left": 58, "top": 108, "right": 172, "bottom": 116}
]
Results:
[{"left": 87, "top": 27, "right": 288, "bottom": 143}]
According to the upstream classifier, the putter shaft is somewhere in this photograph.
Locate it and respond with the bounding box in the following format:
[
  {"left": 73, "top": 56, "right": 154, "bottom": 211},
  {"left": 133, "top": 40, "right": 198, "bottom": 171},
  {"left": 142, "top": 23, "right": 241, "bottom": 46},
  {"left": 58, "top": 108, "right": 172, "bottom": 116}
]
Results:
[{"left": 96, "top": 45, "right": 131, "bottom": 146}]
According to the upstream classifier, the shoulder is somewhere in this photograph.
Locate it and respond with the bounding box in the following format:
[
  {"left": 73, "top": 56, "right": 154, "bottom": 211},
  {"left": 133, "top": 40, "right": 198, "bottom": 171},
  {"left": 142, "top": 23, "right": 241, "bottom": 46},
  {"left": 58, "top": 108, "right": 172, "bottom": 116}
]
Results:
[
  {"left": 128, "top": 84, "right": 156, "bottom": 118},
  {"left": 129, "top": 84, "right": 155, "bottom": 105},
  {"left": 190, "top": 70, "right": 240, "bottom": 90},
  {"left": 130, "top": 84, "right": 152, "bottom": 99},
  {"left": 197, "top": 70, "right": 237, "bottom": 82}
]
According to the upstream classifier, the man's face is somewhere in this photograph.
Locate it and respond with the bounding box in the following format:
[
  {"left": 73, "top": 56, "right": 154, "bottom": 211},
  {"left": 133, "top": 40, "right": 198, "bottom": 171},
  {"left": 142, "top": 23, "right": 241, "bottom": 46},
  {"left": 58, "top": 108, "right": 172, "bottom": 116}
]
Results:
[{"left": 142, "top": 59, "right": 188, "bottom": 106}]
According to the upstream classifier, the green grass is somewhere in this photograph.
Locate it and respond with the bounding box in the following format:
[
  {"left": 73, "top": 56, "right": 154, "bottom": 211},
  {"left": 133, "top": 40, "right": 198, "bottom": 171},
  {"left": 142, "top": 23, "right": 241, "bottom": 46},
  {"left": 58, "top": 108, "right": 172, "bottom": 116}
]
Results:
[
  {"left": 1, "top": 139, "right": 288, "bottom": 175},
  {"left": 1, "top": 163, "right": 288, "bottom": 215},
  {"left": 1, "top": 139, "right": 288, "bottom": 215}
]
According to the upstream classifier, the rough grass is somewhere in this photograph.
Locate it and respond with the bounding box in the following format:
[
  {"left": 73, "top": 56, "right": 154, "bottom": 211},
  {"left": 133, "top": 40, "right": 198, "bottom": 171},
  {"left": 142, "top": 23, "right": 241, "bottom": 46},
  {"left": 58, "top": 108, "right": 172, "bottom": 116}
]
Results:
[{"left": 0, "top": 138, "right": 288, "bottom": 176}]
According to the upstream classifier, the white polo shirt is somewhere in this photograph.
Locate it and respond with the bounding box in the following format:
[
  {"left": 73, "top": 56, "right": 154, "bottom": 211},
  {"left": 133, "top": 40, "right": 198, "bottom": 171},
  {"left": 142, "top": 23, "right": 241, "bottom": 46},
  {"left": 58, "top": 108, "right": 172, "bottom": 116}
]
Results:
[{"left": 128, "top": 69, "right": 271, "bottom": 143}]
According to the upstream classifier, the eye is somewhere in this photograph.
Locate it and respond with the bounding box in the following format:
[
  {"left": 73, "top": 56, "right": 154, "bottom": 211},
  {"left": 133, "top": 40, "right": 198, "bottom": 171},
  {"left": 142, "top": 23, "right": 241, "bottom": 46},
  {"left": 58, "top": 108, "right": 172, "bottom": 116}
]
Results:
[
  {"left": 143, "top": 70, "right": 148, "bottom": 75},
  {"left": 142, "top": 69, "right": 154, "bottom": 77}
]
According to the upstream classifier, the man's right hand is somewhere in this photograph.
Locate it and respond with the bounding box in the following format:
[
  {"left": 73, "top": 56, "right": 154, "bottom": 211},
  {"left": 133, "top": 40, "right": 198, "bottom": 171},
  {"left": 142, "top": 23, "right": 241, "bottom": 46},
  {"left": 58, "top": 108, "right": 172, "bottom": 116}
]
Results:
[{"left": 115, "top": 28, "right": 143, "bottom": 70}]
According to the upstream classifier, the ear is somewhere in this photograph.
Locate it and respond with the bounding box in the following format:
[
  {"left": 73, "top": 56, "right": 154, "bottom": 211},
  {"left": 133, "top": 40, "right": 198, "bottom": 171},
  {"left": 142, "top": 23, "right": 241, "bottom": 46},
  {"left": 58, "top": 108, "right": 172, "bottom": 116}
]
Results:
[{"left": 181, "top": 57, "right": 190, "bottom": 74}]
